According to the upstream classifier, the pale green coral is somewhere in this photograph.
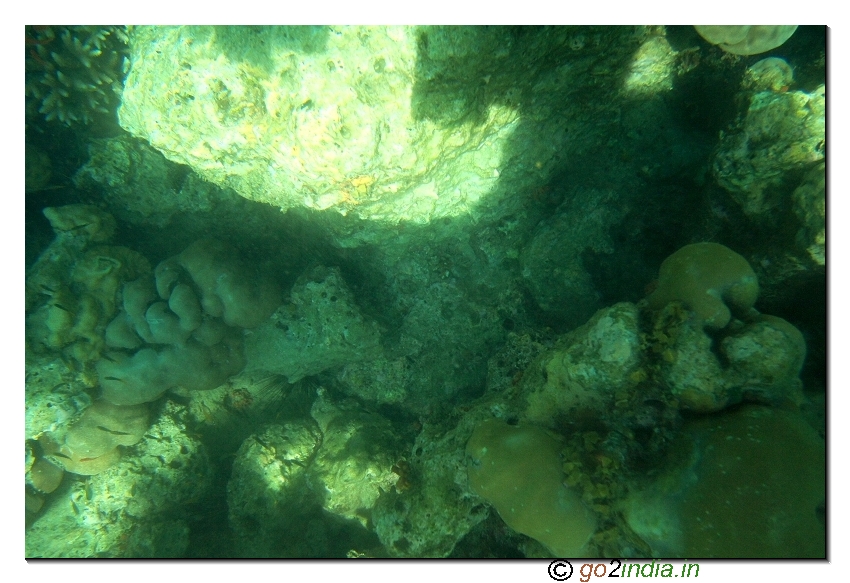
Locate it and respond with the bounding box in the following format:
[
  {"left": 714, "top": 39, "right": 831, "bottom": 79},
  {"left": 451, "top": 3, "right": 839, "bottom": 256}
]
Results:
[
  {"left": 694, "top": 25, "right": 797, "bottom": 56},
  {"left": 26, "top": 26, "right": 128, "bottom": 126}
]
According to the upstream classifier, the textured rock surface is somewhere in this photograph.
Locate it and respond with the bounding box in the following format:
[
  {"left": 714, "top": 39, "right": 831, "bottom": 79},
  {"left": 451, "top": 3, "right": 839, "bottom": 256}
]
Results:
[
  {"left": 246, "top": 266, "right": 382, "bottom": 381},
  {"left": 118, "top": 26, "right": 652, "bottom": 246},
  {"left": 521, "top": 303, "right": 642, "bottom": 427},
  {"left": 714, "top": 84, "right": 825, "bottom": 217}
]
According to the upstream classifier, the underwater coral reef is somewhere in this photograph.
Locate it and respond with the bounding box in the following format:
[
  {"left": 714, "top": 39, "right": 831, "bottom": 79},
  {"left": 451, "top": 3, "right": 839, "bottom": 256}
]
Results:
[{"left": 25, "top": 25, "right": 825, "bottom": 559}]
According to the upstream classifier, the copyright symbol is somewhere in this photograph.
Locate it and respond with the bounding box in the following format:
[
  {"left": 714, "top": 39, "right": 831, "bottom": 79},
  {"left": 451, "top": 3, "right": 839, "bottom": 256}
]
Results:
[{"left": 548, "top": 560, "right": 573, "bottom": 581}]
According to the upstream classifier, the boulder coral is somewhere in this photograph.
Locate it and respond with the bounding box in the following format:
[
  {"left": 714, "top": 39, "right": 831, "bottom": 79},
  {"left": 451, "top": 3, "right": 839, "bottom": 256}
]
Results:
[
  {"left": 646, "top": 242, "right": 759, "bottom": 330},
  {"left": 622, "top": 405, "right": 824, "bottom": 557},
  {"left": 466, "top": 418, "right": 596, "bottom": 557},
  {"left": 694, "top": 25, "right": 797, "bottom": 56}
]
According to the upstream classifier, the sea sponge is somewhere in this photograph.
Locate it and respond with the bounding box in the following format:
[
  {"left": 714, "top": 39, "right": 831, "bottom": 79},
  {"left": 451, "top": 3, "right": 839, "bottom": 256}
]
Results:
[
  {"left": 466, "top": 419, "right": 596, "bottom": 557},
  {"left": 694, "top": 26, "right": 798, "bottom": 56},
  {"left": 647, "top": 242, "right": 759, "bottom": 330}
]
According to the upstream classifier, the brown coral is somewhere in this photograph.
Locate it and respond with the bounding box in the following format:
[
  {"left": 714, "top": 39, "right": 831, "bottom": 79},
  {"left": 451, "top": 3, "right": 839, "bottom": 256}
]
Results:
[{"left": 647, "top": 242, "right": 759, "bottom": 330}]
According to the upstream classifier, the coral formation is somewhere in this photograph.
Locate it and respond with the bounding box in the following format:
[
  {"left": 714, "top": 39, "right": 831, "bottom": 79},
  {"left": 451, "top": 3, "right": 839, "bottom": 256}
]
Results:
[
  {"left": 714, "top": 83, "right": 825, "bottom": 217},
  {"left": 694, "top": 25, "right": 798, "bottom": 56},
  {"left": 99, "top": 238, "right": 280, "bottom": 406},
  {"left": 466, "top": 419, "right": 597, "bottom": 557},
  {"left": 623, "top": 405, "right": 824, "bottom": 557},
  {"left": 246, "top": 266, "right": 381, "bottom": 382},
  {"left": 26, "top": 205, "right": 151, "bottom": 379},
  {"left": 646, "top": 242, "right": 759, "bottom": 330},
  {"left": 26, "top": 402, "right": 212, "bottom": 557},
  {"left": 25, "top": 25, "right": 824, "bottom": 560},
  {"left": 743, "top": 57, "right": 794, "bottom": 92},
  {"left": 521, "top": 303, "right": 642, "bottom": 426},
  {"left": 45, "top": 399, "right": 149, "bottom": 475},
  {"left": 26, "top": 26, "right": 128, "bottom": 126}
]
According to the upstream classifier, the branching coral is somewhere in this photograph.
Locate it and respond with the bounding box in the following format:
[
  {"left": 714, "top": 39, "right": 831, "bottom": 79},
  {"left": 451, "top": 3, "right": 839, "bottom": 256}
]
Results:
[{"left": 26, "top": 25, "right": 129, "bottom": 126}]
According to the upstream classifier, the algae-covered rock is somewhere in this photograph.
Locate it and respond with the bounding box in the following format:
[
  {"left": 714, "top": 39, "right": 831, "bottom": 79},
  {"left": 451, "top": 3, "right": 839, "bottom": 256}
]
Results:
[
  {"left": 521, "top": 303, "right": 642, "bottom": 426},
  {"left": 714, "top": 84, "right": 824, "bottom": 217},
  {"left": 622, "top": 405, "right": 824, "bottom": 558},
  {"left": 519, "top": 187, "right": 625, "bottom": 327},
  {"left": 657, "top": 308, "right": 806, "bottom": 412},
  {"left": 647, "top": 242, "right": 759, "bottom": 330},
  {"left": 246, "top": 266, "right": 382, "bottom": 382},
  {"left": 466, "top": 418, "right": 596, "bottom": 557},
  {"left": 118, "top": 26, "right": 654, "bottom": 247},
  {"left": 309, "top": 393, "right": 401, "bottom": 526},
  {"left": 721, "top": 314, "right": 806, "bottom": 406},
  {"left": 658, "top": 313, "right": 728, "bottom": 412},
  {"left": 118, "top": 26, "right": 519, "bottom": 224},
  {"left": 227, "top": 421, "right": 323, "bottom": 551},
  {"left": 793, "top": 162, "right": 826, "bottom": 266},
  {"left": 371, "top": 408, "right": 492, "bottom": 557}
]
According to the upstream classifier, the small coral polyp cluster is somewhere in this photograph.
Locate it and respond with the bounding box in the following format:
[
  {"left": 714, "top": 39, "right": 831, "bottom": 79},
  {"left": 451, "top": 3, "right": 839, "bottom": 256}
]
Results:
[{"left": 26, "top": 26, "right": 128, "bottom": 125}]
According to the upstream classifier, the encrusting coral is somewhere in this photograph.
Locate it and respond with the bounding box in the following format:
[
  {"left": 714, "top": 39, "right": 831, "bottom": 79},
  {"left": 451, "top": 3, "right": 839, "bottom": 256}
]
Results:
[{"left": 43, "top": 399, "right": 149, "bottom": 475}]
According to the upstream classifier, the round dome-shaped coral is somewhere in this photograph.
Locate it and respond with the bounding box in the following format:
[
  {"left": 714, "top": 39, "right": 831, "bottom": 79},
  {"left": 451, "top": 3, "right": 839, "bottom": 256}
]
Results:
[
  {"left": 466, "top": 419, "right": 596, "bottom": 557},
  {"left": 647, "top": 242, "right": 759, "bottom": 330},
  {"left": 694, "top": 26, "right": 798, "bottom": 56}
]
